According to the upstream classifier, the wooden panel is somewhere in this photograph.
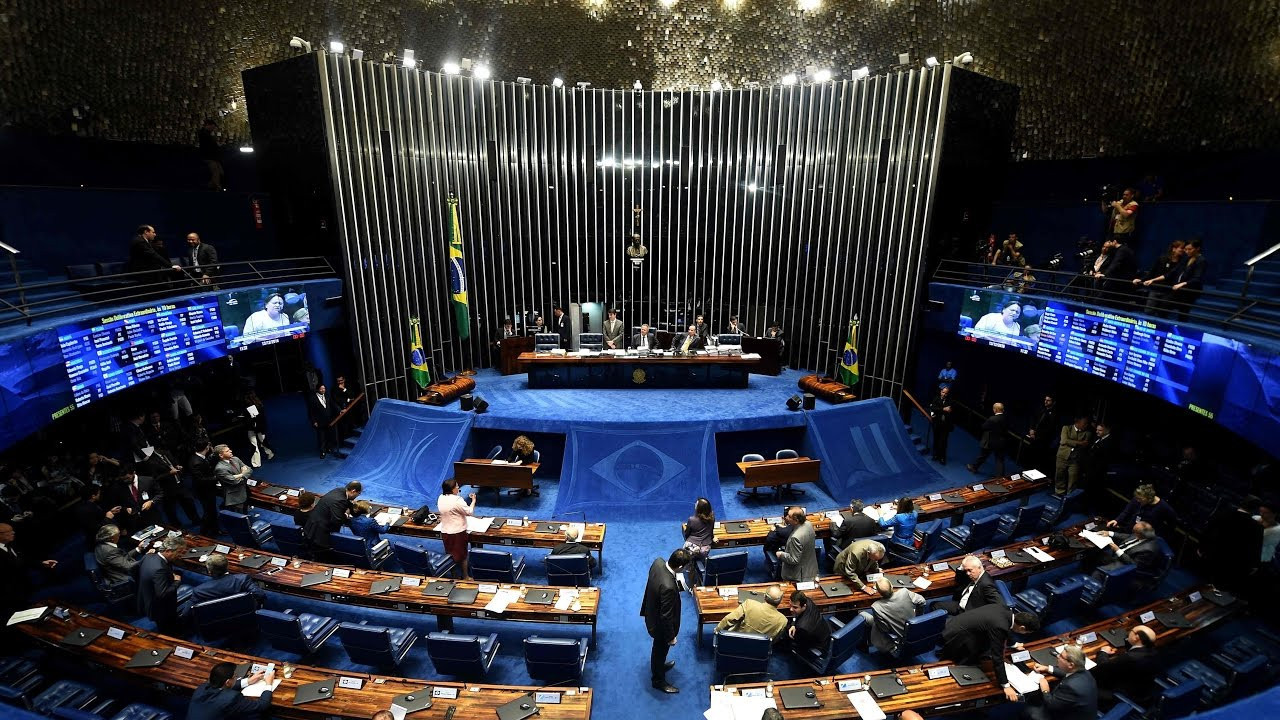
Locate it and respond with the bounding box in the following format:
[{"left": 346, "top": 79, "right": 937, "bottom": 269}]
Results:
[
  {"left": 737, "top": 458, "right": 822, "bottom": 490},
  {"left": 453, "top": 460, "right": 538, "bottom": 491}
]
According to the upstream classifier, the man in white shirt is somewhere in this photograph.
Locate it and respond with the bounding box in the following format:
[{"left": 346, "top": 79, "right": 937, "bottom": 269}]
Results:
[{"left": 630, "top": 323, "right": 656, "bottom": 351}]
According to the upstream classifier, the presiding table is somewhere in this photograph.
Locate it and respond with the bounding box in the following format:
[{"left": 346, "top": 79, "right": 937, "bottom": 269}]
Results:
[
  {"left": 12, "top": 604, "right": 594, "bottom": 720},
  {"left": 519, "top": 351, "right": 762, "bottom": 389},
  {"left": 737, "top": 456, "right": 821, "bottom": 496},
  {"left": 454, "top": 459, "right": 539, "bottom": 492}
]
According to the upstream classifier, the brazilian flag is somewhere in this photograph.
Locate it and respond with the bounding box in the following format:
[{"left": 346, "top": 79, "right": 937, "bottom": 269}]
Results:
[
  {"left": 409, "top": 317, "right": 431, "bottom": 389},
  {"left": 447, "top": 196, "right": 471, "bottom": 340},
  {"left": 837, "top": 319, "right": 860, "bottom": 386}
]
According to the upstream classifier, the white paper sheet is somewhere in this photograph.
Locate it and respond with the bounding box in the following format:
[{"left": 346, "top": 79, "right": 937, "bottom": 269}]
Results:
[
  {"left": 7, "top": 607, "right": 46, "bottom": 626},
  {"left": 826, "top": 511, "right": 845, "bottom": 527},
  {"left": 704, "top": 690, "right": 735, "bottom": 720},
  {"left": 1079, "top": 530, "right": 1112, "bottom": 549},
  {"left": 484, "top": 589, "right": 521, "bottom": 614},
  {"left": 729, "top": 694, "right": 776, "bottom": 720},
  {"left": 1026, "top": 547, "right": 1056, "bottom": 563},
  {"left": 913, "top": 576, "right": 932, "bottom": 589},
  {"left": 845, "top": 691, "right": 886, "bottom": 720},
  {"left": 1003, "top": 663, "right": 1043, "bottom": 695},
  {"left": 1022, "top": 469, "right": 1046, "bottom": 480},
  {"left": 241, "top": 678, "right": 280, "bottom": 698},
  {"left": 467, "top": 516, "right": 495, "bottom": 533},
  {"left": 374, "top": 512, "right": 399, "bottom": 526}
]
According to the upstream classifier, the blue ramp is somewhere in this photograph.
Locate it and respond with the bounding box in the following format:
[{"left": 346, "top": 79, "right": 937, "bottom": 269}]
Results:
[
  {"left": 324, "top": 400, "right": 473, "bottom": 506},
  {"left": 802, "top": 397, "right": 945, "bottom": 501},
  {"left": 556, "top": 421, "right": 723, "bottom": 522}
]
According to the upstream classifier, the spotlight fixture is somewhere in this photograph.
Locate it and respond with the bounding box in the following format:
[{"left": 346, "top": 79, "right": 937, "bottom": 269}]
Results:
[
  {"left": 576, "top": 81, "right": 592, "bottom": 88},
  {"left": 813, "top": 68, "right": 832, "bottom": 83},
  {"left": 351, "top": 48, "right": 364, "bottom": 61},
  {"left": 953, "top": 51, "right": 973, "bottom": 65},
  {"left": 659, "top": 0, "right": 676, "bottom": 7},
  {"left": 709, "top": 79, "right": 723, "bottom": 91},
  {"left": 402, "top": 49, "right": 416, "bottom": 69},
  {"left": 925, "top": 56, "right": 938, "bottom": 67},
  {"left": 239, "top": 146, "right": 254, "bottom": 153},
  {"left": 288, "top": 36, "right": 312, "bottom": 53},
  {"left": 897, "top": 52, "right": 910, "bottom": 65},
  {"left": 746, "top": 182, "right": 758, "bottom": 192},
  {"left": 473, "top": 64, "right": 491, "bottom": 80},
  {"left": 442, "top": 61, "right": 461, "bottom": 75},
  {"left": 552, "top": 77, "right": 564, "bottom": 88},
  {"left": 780, "top": 73, "right": 797, "bottom": 86},
  {"left": 797, "top": 0, "right": 819, "bottom": 10},
  {"left": 329, "top": 41, "right": 344, "bottom": 54},
  {"left": 633, "top": 80, "right": 643, "bottom": 90},
  {"left": 516, "top": 77, "right": 532, "bottom": 84},
  {"left": 461, "top": 58, "right": 474, "bottom": 71},
  {"left": 851, "top": 66, "right": 870, "bottom": 79}
]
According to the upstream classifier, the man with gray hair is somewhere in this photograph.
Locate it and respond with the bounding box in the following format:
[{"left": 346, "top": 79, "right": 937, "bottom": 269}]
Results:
[
  {"left": 191, "top": 552, "right": 266, "bottom": 606},
  {"left": 1026, "top": 644, "right": 1098, "bottom": 719},
  {"left": 93, "top": 524, "right": 143, "bottom": 584},
  {"left": 1095, "top": 521, "right": 1162, "bottom": 573},
  {"left": 776, "top": 507, "right": 819, "bottom": 582},
  {"left": 715, "top": 584, "right": 789, "bottom": 640},
  {"left": 213, "top": 444, "right": 250, "bottom": 513},
  {"left": 550, "top": 523, "right": 596, "bottom": 569},
  {"left": 936, "top": 555, "right": 1003, "bottom": 615},
  {"left": 834, "top": 538, "right": 886, "bottom": 593},
  {"left": 860, "top": 577, "right": 927, "bottom": 652},
  {"left": 137, "top": 534, "right": 189, "bottom": 632}
]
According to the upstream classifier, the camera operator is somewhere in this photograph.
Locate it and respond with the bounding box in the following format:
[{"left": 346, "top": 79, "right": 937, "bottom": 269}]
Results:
[{"left": 1101, "top": 187, "right": 1139, "bottom": 244}]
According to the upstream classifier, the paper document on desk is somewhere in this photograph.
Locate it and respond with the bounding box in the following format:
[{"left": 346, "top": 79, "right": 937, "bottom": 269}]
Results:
[
  {"left": 1026, "top": 547, "right": 1056, "bottom": 563},
  {"left": 466, "top": 517, "right": 495, "bottom": 533},
  {"left": 1022, "top": 469, "right": 1046, "bottom": 480},
  {"left": 845, "top": 691, "right": 886, "bottom": 720},
  {"left": 729, "top": 694, "right": 776, "bottom": 720},
  {"left": 1079, "top": 530, "right": 1112, "bottom": 549},
  {"left": 826, "top": 511, "right": 844, "bottom": 527},
  {"left": 704, "top": 690, "right": 734, "bottom": 720},
  {"left": 1004, "top": 663, "right": 1043, "bottom": 695},
  {"left": 554, "top": 589, "right": 580, "bottom": 610},
  {"left": 7, "top": 607, "right": 47, "bottom": 626},
  {"left": 374, "top": 512, "right": 399, "bottom": 526},
  {"left": 241, "top": 678, "right": 280, "bottom": 698},
  {"left": 490, "top": 459, "right": 509, "bottom": 464},
  {"left": 484, "top": 589, "right": 521, "bottom": 614}
]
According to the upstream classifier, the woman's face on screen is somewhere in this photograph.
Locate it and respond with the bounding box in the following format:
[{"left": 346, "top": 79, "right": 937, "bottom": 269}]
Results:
[
  {"left": 265, "top": 296, "right": 284, "bottom": 316},
  {"left": 1002, "top": 304, "right": 1021, "bottom": 323}
]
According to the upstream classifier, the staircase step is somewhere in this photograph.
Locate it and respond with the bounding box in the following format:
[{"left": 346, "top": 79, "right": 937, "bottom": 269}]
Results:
[
  {"left": 334, "top": 446, "right": 352, "bottom": 458},
  {"left": 352, "top": 426, "right": 364, "bottom": 435},
  {"left": 342, "top": 435, "right": 360, "bottom": 447}
]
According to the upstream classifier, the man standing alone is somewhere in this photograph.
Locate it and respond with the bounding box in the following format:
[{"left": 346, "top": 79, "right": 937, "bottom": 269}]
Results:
[{"left": 641, "top": 548, "right": 691, "bottom": 694}]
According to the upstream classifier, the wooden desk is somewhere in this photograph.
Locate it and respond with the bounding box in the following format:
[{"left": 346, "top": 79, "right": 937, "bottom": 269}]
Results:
[
  {"left": 692, "top": 519, "right": 1098, "bottom": 644},
  {"left": 740, "top": 336, "right": 782, "bottom": 375},
  {"left": 454, "top": 459, "right": 539, "bottom": 491},
  {"left": 701, "top": 473, "right": 1050, "bottom": 549},
  {"left": 170, "top": 530, "right": 600, "bottom": 640},
  {"left": 518, "top": 352, "right": 762, "bottom": 389},
  {"left": 737, "top": 457, "right": 821, "bottom": 493},
  {"left": 246, "top": 482, "right": 607, "bottom": 567},
  {"left": 716, "top": 585, "right": 1240, "bottom": 719},
  {"left": 14, "top": 604, "right": 594, "bottom": 720},
  {"left": 499, "top": 335, "right": 535, "bottom": 375}
]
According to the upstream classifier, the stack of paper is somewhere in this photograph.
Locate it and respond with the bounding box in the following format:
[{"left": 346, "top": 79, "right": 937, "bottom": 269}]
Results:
[
  {"left": 1078, "top": 530, "right": 1112, "bottom": 549},
  {"left": 1026, "top": 547, "right": 1055, "bottom": 563},
  {"left": 826, "top": 511, "right": 845, "bottom": 527},
  {"left": 1004, "top": 663, "right": 1043, "bottom": 695},
  {"left": 1022, "top": 469, "right": 1046, "bottom": 480},
  {"left": 6, "top": 607, "right": 47, "bottom": 626},
  {"left": 705, "top": 690, "right": 734, "bottom": 720},
  {"left": 484, "top": 589, "right": 521, "bottom": 614},
  {"left": 554, "top": 589, "right": 580, "bottom": 610},
  {"left": 241, "top": 678, "right": 281, "bottom": 698},
  {"left": 374, "top": 512, "right": 399, "bottom": 526},
  {"left": 466, "top": 517, "right": 495, "bottom": 533},
  {"left": 846, "top": 691, "right": 886, "bottom": 720},
  {"left": 729, "top": 694, "right": 776, "bottom": 720}
]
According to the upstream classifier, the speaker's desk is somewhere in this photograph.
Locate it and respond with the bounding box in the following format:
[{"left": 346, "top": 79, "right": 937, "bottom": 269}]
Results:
[
  {"left": 736, "top": 457, "right": 821, "bottom": 493},
  {"left": 453, "top": 459, "right": 539, "bottom": 491},
  {"left": 519, "top": 351, "right": 761, "bottom": 389}
]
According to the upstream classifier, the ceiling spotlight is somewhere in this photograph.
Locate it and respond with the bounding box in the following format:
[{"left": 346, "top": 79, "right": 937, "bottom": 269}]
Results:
[
  {"left": 552, "top": 77, "right": 564, "bottom": 88},
  {"left": 329, "top": 41, "right": 344, "bottom": 54},
  {"left": 797, "top": 0, "right": 820, "bottom": 10},
  {"left": 516, "top": 77, "right": 532, "bottom": 84},
  {"left": 851, "top": 66, "right": 870, "bottom": 79},
  {"left": 813, "top": 68, "right": 832, "bottom": 83},
  {"left": 780, "top": 73, "right": 797, "bottom": 86},
  {"left": 633, "top": 80, "right": 643, "bottom": 90},
  {"left": 402, "top": 49, "right": 416, "bottom": 69},
  {"left": 239, "top": 146, "right": 254, "bottom": 153},
  {"left": 442, "top": 61, "right": 461, "bottom": 75},
  {"left": 953, "top": 51, "right": 973, "bottom": 65},
  {"left": 723, "top": 0, "right": 740, "bottom": 8},
  {"left": 897, "top": 52, "right": 910, "bottom": 66},
  {"left": 659, "top": 0, "right": 676, "bottom": 6},
  {"left": 461, "top": 58, "right": 474, "bottom": 71},
  {"left": 473, "top": 64, "right": 491, "bottom": 80},
  {"left": 709, "top": 79, "right": 723, "bottom": 91},
  {"left": 577, "top": 81, "right": 592, "bottom": 88},
  {"left": 925, "top": 56, "right": 938, "bottom": 67},
  {"left": 746, "top": 182, "right": 758, "bottom": 192},
  {"left": 288, "top": 36, "right": 312, "bottom": 53},
  {"left": 351, "top": 49, "right": 364, "bottom": 61}
]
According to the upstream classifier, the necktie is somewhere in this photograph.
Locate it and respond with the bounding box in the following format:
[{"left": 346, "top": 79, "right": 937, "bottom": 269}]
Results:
[
  {"left": 682, "top": 336, "right": 692, "bottom": 353},
  {"left": 131, "top": 483, "right": 139, "bottom": 503},
  {"left": 959, "top": 583, "right": 975, "bottom": 608}
]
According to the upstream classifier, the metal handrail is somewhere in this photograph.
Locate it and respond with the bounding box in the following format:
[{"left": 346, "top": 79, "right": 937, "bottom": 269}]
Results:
[{"left": 1244, "top": 240, "right": 1280, "bottom": 267}]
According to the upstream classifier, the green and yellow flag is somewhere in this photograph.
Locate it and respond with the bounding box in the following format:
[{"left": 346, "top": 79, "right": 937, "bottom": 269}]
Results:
[
  {"left": 409, "top": 316, "right": 431, "bottom": 389},
  {"left": 837, "top": 318, "right": 860, "bottom": 386},
  {"left": 446, "top": 196, "right": 471, "bottom": 340}
]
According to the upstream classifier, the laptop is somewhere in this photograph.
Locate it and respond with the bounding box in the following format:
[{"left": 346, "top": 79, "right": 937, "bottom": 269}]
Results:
[
  {"left": 868, "top": 674, "right": 908, "bottom": 699},
  {"left": 535, "top": 522, "right": 562, "bottom": 534},
  {"left": 257, "top": 485, "right": 289, "bottom": 497},
  {"left": 739, "top": 590, "right": 769, "bottom": 605},
  {"left": 387, "top": 516, "right": 409, "bottom": 528},
  {"left": 370, "top": 578, "right": 402, "bottom": 595},
  {"left": 490, "top": 518, "right": 508, "bottom": 529},
  {"left": 292, "top": 678, "right": 338, "bottom": 705},
  {"left": 230, "top": 662, "right": 254, "bottom": 684},
  {"left": 392, "top": 687, "right": 433, "bottom": 713},
  {"left": 423, "top": 580, "right": 456, "bottom": 598},
  {"left": 1029, "top": 648, "right": 1059, "bottom": 667},
  {"left": 1155, "top": 611, "right": 1193, "bottom": 629},
  {"left": 942, "top": 493, "right": 967, "bottom": 504},
  {"left": 724, "top": 522, "right": 751, "bottom": 534},
  {"left": 240, "top": 554, "right": 271, "bottom": 570},
  {"left": 59, "top": 627, "right": 105, "bottom": 647},
  {"left": 1068, "top": 537, "right": 1091, "bottom": 549},
  {"left": 495, "top": 694, "right": 540, "bottom": 720},
  {"left": 883, "top": 574, "right": 914, "bottom": 589},
  {"left": 984, "top": 483, "right": 1010, "bottom": 494},
  {"left": 820, "top": 582, "right": 853, "bottom": 599},
  {"left": 299, "top": 570, "right": 332, "bottom": 588},
  {"left": 124, "top": 647, "right": 172, "bottom": 668},
  {"left": 525, "top": 588, "right": 556, "bottom": 605},
  {"left": 448, "top": 586, "right": 479, "bottom": 605},
  {"left": 1100, "top": 628, "right": 1128, "bottom": 648},
  {"left": 949, "top": 665, "right": 989, "bottom": 687},
  {"left": 182, "top": 545, "right": 217, "bottom": 560},
  {"left": 1203, "top": 589, "right": 1236, "bottom": 607},
  {"left": 779, "top": 686, "right": 823, "bottom": 710},
  {"left": 1004, "top": 550, "right": 1038, "bottom": 565}
]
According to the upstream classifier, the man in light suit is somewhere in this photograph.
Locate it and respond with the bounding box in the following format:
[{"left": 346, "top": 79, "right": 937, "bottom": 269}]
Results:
[
  {"left": 212, "top": 444, "right": 250, "bottom": 513},
  {"left": 776, "top": 507, "right": 819, "bottom": 582},
  {"left": 602, "top": 309, "right": 625, "bottom": 350},
  {"left": 187, "top": 662, "right": 275, "bottom": 720},
  {"left": 935, "top": 555, "right": 1004, "bottom": 615},
  {"left": 631, "top": 323, "right": 658, "bottom": 351},
  {"left": 191, "top": 553, "right": 266, "bottom": 606},
  {"left": 671, "top": 325, "right": 706, "bottom": 354},
  {"left": 834, "top": 538, "right": 885, "bottom": 592},
  {"left": 641, "top": 548, "right": 691, "bottom": 694},
  {"left": 1025, "top": 645, "right": 1098, "bottom": 720},
  {"left": 137, "top": 535, "right": 189, "bottom": 633},
  {"left": 860, "top": 577, "right": 926, "bottom": 652},
  {"left": 967, "top": 402, "right": 1009, "bottom": 477},
  {"left": 93, "top": 524, "right": 143, "bottom": 584}
]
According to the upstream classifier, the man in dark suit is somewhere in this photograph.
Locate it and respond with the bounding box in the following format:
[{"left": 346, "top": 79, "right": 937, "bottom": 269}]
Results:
[
  {"left": 1095, "top": 236, "right": 1138, "bottom": 305},
  {"left": 307, "top": 384, "right": 335, "bottom": 458},
  {"left": 929, "top": 386, "right": 956, "bottom": 464},
  {"left": 189, "top": 441, "right": 220, "bottom": 536},
  {"left": 693, "top": 314, "right": 709, "bottom": 340},
  {"left": 1025, "top": 645, "right": 1098, "bottom": 720},
  {"left": 1095, "top": 521, "right": 1162, "bottom": 574},
  {"left": 828, "top": 499, "right": 881, "bottom": 553},
  {"left": 968, "top": 402, "right": 1009, "bottom": 477},
  {"left": 1092, "top": 625, "right": 1158, "bottom": 705},
  {"left": 724, "top": 315, "right": 748, "bottom": 336},
  {"left": 1170, "top": 237, "right": 1206, "bottom": 321},
  {"left": 123, "top": 412, "right": 152, "bottom": 464},
  {"left": 110, "top": 465, "right": 164, "bottom": 531},
  {"left": 93, "top": 524, "right": 143, "bottom": 585},
  {"left": 1026, "top": 395, "right": 1059, "bottom": 474},
  {"left": 137, "top": 535, "right": 189, "bottom": 633},
  {"left": 191, "top": 553, "right": 266, "bottom": 606},
  {"left": 1085, "top": 421, "right": 1118, "bottom": 503},
  {"left": 146, "top": 445, "right": 200, "bottom": 527},
  {"left": 935, "top": 555, "right": 1003, "bottom": 615},
  {"left": 631, "top": 323, "right": 658, "bottom": 351},
  {"left": 304, "top": 482, "right": 362, "bottom": 559},
  {"left": 670, "top": 325, "right": 705, "bottom": 354},
  {"left": 550, "top": 524, "right": 596, "bottom": 570},
  {"left": 187, "top": 662, "right": 275, "bottom": 720},
  {"left": 551, "top": 306, "right": 569, "bottom": 347},
  {"left": 126, "top": 224, "right": 181, "bottom": 284},
  {"left": 0, "top": 522, "right": 58, "bottom": 617},
  {"left": 940, "top": 604, "right": 1040, "bottom": 702},
  {"left": 641, "top": 548, "right": 691, "bottom": 694},
  {"left": 183, "top": 232, "right": 219, "bottom": 286},
  {"left": 71, "top": 485, "right": 121, "bottom": 548}
]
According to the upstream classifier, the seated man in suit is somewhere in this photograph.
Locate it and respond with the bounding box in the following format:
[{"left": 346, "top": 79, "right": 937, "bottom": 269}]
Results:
[
  {"left": 191, "top": 552, "right": 266, "bottom": 607},
  {"left": 1091, "top": 625, "right": 1158, "bottom": 705},
  {"left": 828, "top": 499, "right": 881, "bottom": 553},
  {"left": 834, "top": 539, "right": 886, "bottom": 594},
  {"left": 1092, "top": 521, "right": 1162, "bottom": 573},
  {"left": 860, "top": 577, "right": 926, "bottom": 652},
  {"left": 93, "top": 524, "right": 143, "bottom": 585},
  {"left": 110, "top": 465, "right": 165, "bottom": 531},
  {"left": 671, "top": 325, "right": 705, "bottom": 354},
  {"left": 630, "top": 322, "right": 658, "bottom": 351},
  {"left": 1025, "top": 644, "right": 1098, "bottom": 720},
  {"left": 934, "top": 555, "right": 1003, "bottom": 615},
  {"left": 551, "top": 524, "right": 597, "bottom": 569},
  {"left": 137, "top": 535, "right": 190, "bottom": 633},
  {"left": 715, "top": 584, "right": 789, "bottom": 641},
  {"left": 940, "top": 605, "right": 1040, "bottom": 703},
  {"left": 187, "top": 661, "right": 275, "bottom": 720},
  {"left": 786, "top": 589, "right": 831, "bottom": 654}
]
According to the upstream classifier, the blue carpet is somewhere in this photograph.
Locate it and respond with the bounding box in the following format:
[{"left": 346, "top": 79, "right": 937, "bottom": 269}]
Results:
[{"left": 803, "top": 397, "right": 947, "bottom": 501}]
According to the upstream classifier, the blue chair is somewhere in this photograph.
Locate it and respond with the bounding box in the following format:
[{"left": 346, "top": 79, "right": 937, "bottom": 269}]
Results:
[
  {"left": 192, "top": 591, "right": 260, "bottom": 641},
  {"left": 1134, "top": 538, "right": 1174, "bottom": 591},
  {"left": 534, "top": 333, "right": 561, "bottom": 352},
  {"left": 996, "top": 502, "right": 1047, "bottom": 540},
  {"left": 219, "top": 509, "right": 273, "bottom": 548},
  {"left": 330, "top": 533, "right": 392, "bottom": 569},
  {"left": 52, "top": 709, "right": 105, "bottom": 720},
  {"left": 1039, "top": 489, "right": 1084, "bottom": 528},
  {"left": 545, "top": 553, "right": 593, "bottom": 587},
  {"left": 390, "top": 542, "right": 457, "bottom": 578},
  {"left": 1115, "top": 678, "right": 1203, "bottom": 719},
  {"left": 940, "top": 514, "right": 1001, "bottom": 554},
  {"left": 1211, "top": 633, "right": 1280, "bottom": 669},
  {"left": 886, "top": 608, "right": 948, "bottom": 660},
  {"left": 887, "top": 519, "right": 944, "bottom": 566},
  {"left": 485, "top": 445, "right": 504, "bottom": 460},
  {"left": 32, "top": 681, "right": 98, "bottom": 716},
  {"left": 1097, "top": 703, "right": 1137, "bottom": 720},
  {"left": 1014, "top": 576, "right": 1086, "bottom": 624},
  {"left": 713, "top": 630, "right": 772, "bottom": 681},
  {"left": 0, "top": 659, "right": 42, "bottom": 710},
  {"left": 84, "top": 552, "right": 135, "bottom": 608},
  {"left": 697, "top": 551, "right": 749, "bottom": 586},
  {"left": 109, "top": 704, "right": 174, "bottom": 720},
  {"left": 338, "top": 621, "right": 418, "bottom": 669},
  {"left": 255, "top": 608, "right": 340, "bottom": 656},
  {"left": 469, "top": 548, "right": 526, "bottom": 582},
  {"left": 792, "top": 614, "right": 867, "bottom": 675},
  {"left": 579, "top": 333, "right": 604, "bottom": 351},
  {"left": 1077, "top": 563, "right": 1137, "bottom": 608},
  {"left": 425, "top": 631, "right": 500, "bottom": 677},
  {"left": 737, "top": 453, "right": 766, "bottom": 498},
  {"left": 270, "top": 523, "right": 309, "bottom": 557},
  {"left": 523, "top": 636, "right": 590, "bottom": 683},
  {"left": 994, "top": 579, "right": 1016, "bottom": 609}
]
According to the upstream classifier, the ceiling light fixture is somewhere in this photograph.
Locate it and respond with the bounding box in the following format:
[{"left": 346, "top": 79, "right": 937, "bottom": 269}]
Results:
[
  {"left": 851, "top": 66, "right": 870, "bottom": 79},
  {"left": 925, "top": 56, "right": 938, "bottom": 67},
  {"left": 780, "top": 73, "right": 798, "bottom": 86},
  {"left": 351, "top": 49, "right": 364, "bottom": 61},
  {"left": 552, "top": 77, "right": 564, "bottom": 88},
  {"left": 473, "top": 64, "right": 491, "bottom": 80},
  {"left": 288, "top": 37, "right": 312, "bottom": 53},
  {"left": 953, "top": 51, "right": 973, "bottom": 65},
  {"left": 329, "top": 41, "right": 344, "bottom": 54},
  {"left": 813, "top": 68, "right": 832, "bottom": 83},
  {"left": 442, "top": 61, "right": 461, "bottom": 75},
  {"left": 401, "top": 49, "right": 416, "bottom": 69},
  {"left": 710, "top": 79, "right": 723, "bottom": 91},
  {"left": 633, "top": 80, "right": 643, "bottom": 90}
]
